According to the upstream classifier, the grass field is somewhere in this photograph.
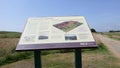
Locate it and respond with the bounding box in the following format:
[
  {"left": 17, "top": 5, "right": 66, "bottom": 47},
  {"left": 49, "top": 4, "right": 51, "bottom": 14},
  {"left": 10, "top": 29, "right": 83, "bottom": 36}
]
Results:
[
  {"left": 0, "top": 38, "right": 33, "bottom": 66},
  {"left": 0, "top": 31, "right": 21, "bottom": 38},
  {"left": 103, "top": 32, "right": 120, "bottom": 40},
  {"left": 0, "top": 32, "right": 120, "bottom": 68},
  {"left": 0, "top": 31, "right": 33, "bottom": 66},
  {"left": 1, "top": 43, "right": 120, "bottom": 68}
]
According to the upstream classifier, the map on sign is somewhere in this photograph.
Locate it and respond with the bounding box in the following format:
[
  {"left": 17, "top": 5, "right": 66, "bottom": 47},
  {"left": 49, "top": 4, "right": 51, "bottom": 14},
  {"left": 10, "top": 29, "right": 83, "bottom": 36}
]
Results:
[{"left": 16, "top": 16, "right": 97, "bottom": 51}]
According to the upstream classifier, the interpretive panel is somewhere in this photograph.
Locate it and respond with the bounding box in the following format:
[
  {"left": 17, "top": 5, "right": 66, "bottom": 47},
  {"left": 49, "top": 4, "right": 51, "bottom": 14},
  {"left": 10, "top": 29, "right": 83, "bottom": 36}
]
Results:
[{"left": 16, "top": 16, "right": 97, "bottom": 51}]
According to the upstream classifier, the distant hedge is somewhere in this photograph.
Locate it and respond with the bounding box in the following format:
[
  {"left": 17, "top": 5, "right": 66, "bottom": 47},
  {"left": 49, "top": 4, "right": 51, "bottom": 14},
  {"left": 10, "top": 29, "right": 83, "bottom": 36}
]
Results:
[
  {"left": 0, "top": 31, "right": 21, "bottom": 38},
  {"left": 109, "top": 30, "right": 120, "bottom": 32}
]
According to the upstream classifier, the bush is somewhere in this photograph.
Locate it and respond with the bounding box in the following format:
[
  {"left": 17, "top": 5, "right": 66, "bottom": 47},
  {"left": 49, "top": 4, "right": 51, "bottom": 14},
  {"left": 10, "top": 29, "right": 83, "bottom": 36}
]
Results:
[
  {"left": 91, "top": 28, "right": 96, "bottom": 32},
  {"left": 0, "top": 52, "right": 33, "bottom": 66}
]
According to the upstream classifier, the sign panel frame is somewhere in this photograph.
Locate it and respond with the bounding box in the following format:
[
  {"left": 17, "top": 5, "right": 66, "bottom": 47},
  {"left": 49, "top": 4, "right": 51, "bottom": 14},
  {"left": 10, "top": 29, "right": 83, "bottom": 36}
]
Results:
[{"left": 16, "top": 16, "right": 97, "bottom": 51}]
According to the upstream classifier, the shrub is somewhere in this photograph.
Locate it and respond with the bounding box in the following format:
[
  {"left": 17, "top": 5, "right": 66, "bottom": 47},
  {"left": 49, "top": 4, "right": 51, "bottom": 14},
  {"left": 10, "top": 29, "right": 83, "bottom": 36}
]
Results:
[{"left": 0, "top": 52, "right": 33, "bottom": 66}]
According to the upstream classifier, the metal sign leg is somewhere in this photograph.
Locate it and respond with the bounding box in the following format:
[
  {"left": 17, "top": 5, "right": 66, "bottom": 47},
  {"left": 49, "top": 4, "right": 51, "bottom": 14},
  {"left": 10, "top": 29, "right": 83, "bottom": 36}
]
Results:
[
  {"left": 75, "top": 49, "right": 82, "bottom": 68},
  {"left": 34, "top": 51, "right": 42, "bottom": 68},
  {"left": 34, "top": 49, "right": 82, "bottom": 68}
]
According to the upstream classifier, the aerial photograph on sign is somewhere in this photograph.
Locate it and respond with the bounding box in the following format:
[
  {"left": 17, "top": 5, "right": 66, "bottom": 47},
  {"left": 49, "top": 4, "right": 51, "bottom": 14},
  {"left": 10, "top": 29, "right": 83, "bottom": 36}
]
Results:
[{"left": 53, "top": 21, "right": 83, "bottom": 32}]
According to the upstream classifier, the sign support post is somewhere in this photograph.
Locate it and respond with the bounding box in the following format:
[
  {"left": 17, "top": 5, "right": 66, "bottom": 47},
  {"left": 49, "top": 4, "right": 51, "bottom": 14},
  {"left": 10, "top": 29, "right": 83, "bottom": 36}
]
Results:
[
  {"left": 75, "top": 49, "right": 82, "bottom": 68},
  {"left": 34, "top": 51, "right": 42, "bottom": 68}
]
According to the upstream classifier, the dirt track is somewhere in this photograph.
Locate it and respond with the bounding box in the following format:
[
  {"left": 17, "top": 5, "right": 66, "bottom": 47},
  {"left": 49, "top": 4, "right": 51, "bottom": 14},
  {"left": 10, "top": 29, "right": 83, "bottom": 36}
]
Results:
[{"left": 95, "top": 34, "right": 120, "bottom": 59}]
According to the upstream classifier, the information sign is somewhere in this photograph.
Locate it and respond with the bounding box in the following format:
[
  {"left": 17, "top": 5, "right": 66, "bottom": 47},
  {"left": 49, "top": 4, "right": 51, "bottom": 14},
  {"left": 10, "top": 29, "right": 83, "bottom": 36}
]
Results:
[{"left": 16, "top": 16, "right": 97, "bottom": 51}]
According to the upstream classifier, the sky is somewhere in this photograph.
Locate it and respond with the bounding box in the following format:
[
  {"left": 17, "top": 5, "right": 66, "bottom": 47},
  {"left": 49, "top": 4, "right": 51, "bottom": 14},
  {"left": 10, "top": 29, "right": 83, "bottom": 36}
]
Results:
[{"left": 0, "top": 0, "right": 120, "bottom": 32}]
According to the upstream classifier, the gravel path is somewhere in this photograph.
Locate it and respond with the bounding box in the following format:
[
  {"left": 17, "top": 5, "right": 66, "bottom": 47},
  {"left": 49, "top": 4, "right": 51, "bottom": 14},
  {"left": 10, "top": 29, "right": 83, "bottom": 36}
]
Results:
[{"left": 95, "top": 34, "right": 120, "bottom": 59}]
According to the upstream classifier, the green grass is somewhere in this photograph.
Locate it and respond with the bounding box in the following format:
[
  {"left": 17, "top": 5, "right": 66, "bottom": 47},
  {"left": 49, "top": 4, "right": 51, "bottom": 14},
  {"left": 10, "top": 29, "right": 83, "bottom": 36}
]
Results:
[
  {"left": 0, "top": 50, "right": 31, "bottom": 66},
  {"left": 0, "top": 31, "right": 21, "bottom": 38},
  {"left": 103, "top": 32, "right": 120, "bottom": 40},
  {"left": 82, "top": 43, "right": 109, "bottom": 53},
  {"left": 0, "top": 52, "right": 33, "bottom": 66},
  {"left": 0, "top": 38, "right": 34, "bottom": 66},
  {"left": 0, "top": 43, "right": 104, "bottom": 67},
  {"left": 1, "top": 43, "right": 120, "bottom": 68},
  {"left": 0, "top": 43, "right": 106, "bottom": 66},
  {"left": 38, "top": 43, "right": 120, "bottom": 68}
]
